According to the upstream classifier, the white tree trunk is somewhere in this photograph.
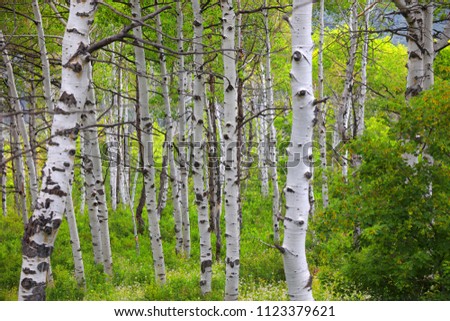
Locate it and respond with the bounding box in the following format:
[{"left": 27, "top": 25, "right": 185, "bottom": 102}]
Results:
[
  {"left": 256, "top": 99, "right": 269, "bottom": 196},
  {"left": 155, "top": 4, "right": 185, "bottom": 256},
  {"left": 31, "top": 0, "right": 54, "bottom": 112},
  {"left": 10, "top": 117, "right": 28, "bottom": 225},
  {"left": 65, "top": 190, "right": 85, "bottom": 286},
  {"left": 282, "top": 0, "right": 315, "bottom": 301},
  {"left": 221, "top": 0, "right": 240, "bottom": 301},
  {"left": 176, "top": 0, "right": 191, "bottom": 258},
  {"left": 82, "top": 122, "right": 104, "bottom": 265},
  {"left": 317, "top": 0, "right": 329, "bottom": 208},
  {"left": 262, "top": 2, "right": 281, "bottom": 241},
  {"left": 85, "top": 68, "right": 113, "bottom": 276},
  {"left": 192, "top": 0, "right": 212, "bottom": 294},
  {"left": 337, "top": 1, "right": 358, "bottom": 179},
  {"left": 131, "top": 0, "right": 166, "bottom": 284},
  {"left": 0, "top": 102, "right": 6, "bottom": 216},
  {"left": 79, "top": 132, "right": 86, "bottom": 215},
  {"left": 18, "top": 0, "right": 97, "bottom": 300},
  {"left": 1, "top": 30, "right": 38, "bottom": 208}
]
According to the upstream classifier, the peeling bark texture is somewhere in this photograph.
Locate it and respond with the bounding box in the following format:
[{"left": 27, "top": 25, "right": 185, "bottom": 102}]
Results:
[
  {"left": 155, "top": 3, "right": 185, "bottom": 256},
  {"left": 31, "top": 0, "right": 54, "bottom": 112},
  {"left": 1, "top": 30, "right": 39, "bottom": 208},
  {"left": 282, "top": 0, "right": 315, "bottom": 301},
  {"left": 131, "top": 0, "right": 166, "bottom": 284},
  {"left": 176, "top": 0, "right": 191, "bottom": 259},
  {"left": 192, "top": 0, "right": 212, "bottom": 295},
  {"left": 65, "top": 190, "right": 85, "bottom": 286},
  {"left": 18, "top": 0, "right": 98, "bottom": 301},
  {"left": 221, "top": 0, "right": 241, "bottom": 301}
]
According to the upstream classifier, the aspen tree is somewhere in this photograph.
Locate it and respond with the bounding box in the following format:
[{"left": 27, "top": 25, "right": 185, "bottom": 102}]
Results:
[
  {"left": 131, "top": 0, "right": 166, "bottom": 284},
  {"left": 1, "top": 30, "right": 38, "bottom": 208},
  {"left": 281, "top": 0, "right": 315, "bottom": 301},
  {"left": 18, "top": 0, "right": 98, "bottom": 300},
  {"left": 192, "top": 0, "right": 212, "bottom": 294},
  {"left": 176, "top": 0, "right": 191, "bottom": 258},
  {"left": 155, "top": 2, "right": 184, "bottom": 256},
  {"left": 221, "top": 0, "right": 241, "bottom": 301}
]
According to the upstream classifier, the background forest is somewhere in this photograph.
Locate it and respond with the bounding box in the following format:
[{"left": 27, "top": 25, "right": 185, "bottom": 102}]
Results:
[{"left": 0, "top": 0, "right": 449, "bottom": 301}]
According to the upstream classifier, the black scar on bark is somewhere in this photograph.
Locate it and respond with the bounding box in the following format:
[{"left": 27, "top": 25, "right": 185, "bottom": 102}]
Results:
[
  {"left": 226, "top": 258, "right": 240, "bottom": 268},
  {"left": 21, "top": 278, "right": 38, "bottom": 290},
  {"left": 59, "top": 92, "right": 77, "bottom": 106},
  {"left": 286, "top": 187, "right": 295, "bottom": 193},
  {"left": 303, "top": 274, "right": 313, "bottom": 289},
  {"left": 201, "top": 260, "right": 212, "bottom": 273},
  {"left": 22, "top": 239, "right": 53, "bottom": 258},
  {"left": 37, "top": 262, "right": 50, "bottom": 272},
  {"left": 22, "top": 268, "right": 36, "bottom": 275},
  {"left": 22, "top": 283, "right": 46, "bottom": 301}
]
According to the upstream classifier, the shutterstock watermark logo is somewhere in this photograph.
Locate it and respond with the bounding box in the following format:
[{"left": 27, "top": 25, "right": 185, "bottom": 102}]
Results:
[{"left": 101, "top": 139, "right": 326, "bottom": 170}]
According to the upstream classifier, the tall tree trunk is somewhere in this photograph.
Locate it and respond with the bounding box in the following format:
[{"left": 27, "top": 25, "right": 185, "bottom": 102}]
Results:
[
  {"left": 131, "top": 0, "right": 166, "bottom": 284},
  {"left": 262, "top": 2, "right": 281, "bottom": 241},
  {"left": 31, "top": 0, "right": 54, "bottom": 113},
  {"left": 10, "top": 117, "right": 28, "bottom": 225},
  {"left": 18, "top": 0, "right": 98, "bottom": 300},
  {"left": 207, "top": 76, "right": 223, "bottom": 261},
  {"left": 281, "top": 0, "right": 315, "bottom": 301},
  {"left": 337, "top": 1, "right": 358, "bottom": 180},
  {"left": 0, "top": 99, "right": 7, "bottom": 216},
  {"left": 65, "top": 190, "right": 85, "bottom": 286},
  {"left": 85, "top": 67, "right": 113, "bottom": 276},
  {"left": 155, "top": 2, "right": 185, "bottom": 256},
  {"left": 317, "top": 0, "right": 329, "bottom": 208},
  {"left": 192, "top": 0, "right": 212, "bottom": 294},
  {"left": 221, "top": 0, "right": 240, "bottom": 301},
  {"left": 176, "top": 0, "right": 191, "bottom": 258},
  {"left": 82, "top": 120, "right": 104, "bottom": 265},
  {"left": 1, "top": 30, "right": 38, "bottom": 208}
]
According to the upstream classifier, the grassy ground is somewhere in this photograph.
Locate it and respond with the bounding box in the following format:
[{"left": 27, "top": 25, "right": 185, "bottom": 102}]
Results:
[{"left": 1, "top": 168, "right": 323, "bottom": 301}]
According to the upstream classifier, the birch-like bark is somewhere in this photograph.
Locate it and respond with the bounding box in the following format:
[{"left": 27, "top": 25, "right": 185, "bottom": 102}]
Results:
[
  {"left": 1, "top": 31, "right": 38, "bottom": 208},
  {"left": 131, "top": 0, "right": 166, "bottom": 284},
  {"left": 353, "top": 0, "right": 372, "bottom": 168},
  {"left": 192, "top": 0, "right": 212, "bottom": 294},
  {"left": 176, "top": 0, "right": 191, "bottom": 258},
  {"left": 31, "top": 0, "right": 54, "bottom": 113},
  {"left": 423, "top": 4, "right": 434, "bottom": 90},
  {"left": 262, "top": 2, "right": 281, "bottom": 241},
  {"left": 18, "top": 0, "right": 97, "bottom": 300},
  {"left": 282, "top": 0, "right": 315, "bottom": 301},
  {"left": 84, "top": 67, "right": 113, "bottom": 275},
  {"left": 393, "top": 0, "right": 425, "bottom": 98},
  {"left": 0, "top": 99, "right": 7, "bottom": 216},
  {"left": 65, "top": 190, "right": 85, "bottom": 286},
  {"left": 79, "top": 132, "right": 86, "bottom": 214},
  {"left": 221, "top": 0, "right": 240, "bottom": 301},
  {"left": 10, "top": 117, "right": 28, "bottom": 225},
  {"left": 207, "top": 78, "right": 223, "bottom": 260},
  {"left": 317, "top": 0, "right": 329, "bottom": 208},
  {"left": 81, "top": 122, "right": 104, "bottom": 265},
  {"left": 256, "top": 98, "right": 269, "bottom": 196},
  {"left": 155, "top": 3, "right": 184, "bottom": 256},
  {"left": 337, "top": 1, "right": 358, "bottom": 179}
]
